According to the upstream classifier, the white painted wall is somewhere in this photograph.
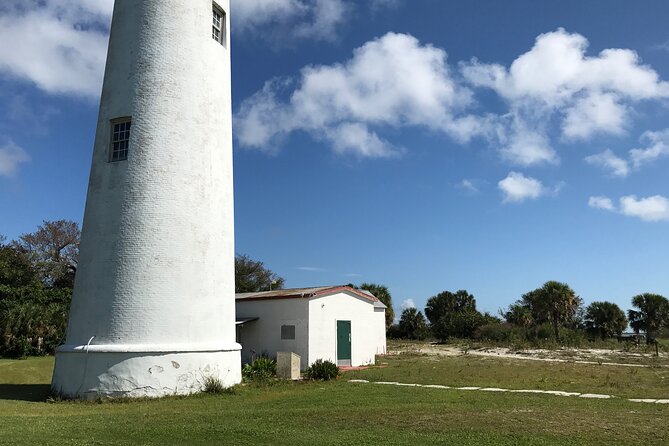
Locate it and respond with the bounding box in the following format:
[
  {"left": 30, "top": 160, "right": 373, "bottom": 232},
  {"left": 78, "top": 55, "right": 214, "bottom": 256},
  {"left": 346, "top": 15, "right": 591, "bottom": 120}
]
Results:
[
  {"left": 236, "top": 299, "right": 309, "bottom": 367},
  {"left": 308, "top": 292, "right": 379, "bottom": 368},
  {"left": 53, "top": 0, "right": 240, "bottom": 399},
  {"left": 374, "top": 307, "right": 387, "bottom": 355}
]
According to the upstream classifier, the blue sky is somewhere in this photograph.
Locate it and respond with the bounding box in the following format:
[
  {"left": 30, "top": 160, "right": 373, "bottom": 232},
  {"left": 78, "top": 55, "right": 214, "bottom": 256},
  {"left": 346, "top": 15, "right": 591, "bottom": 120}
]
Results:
[{"left": 1, "top": 0, "right": 669, "bottom": 316}]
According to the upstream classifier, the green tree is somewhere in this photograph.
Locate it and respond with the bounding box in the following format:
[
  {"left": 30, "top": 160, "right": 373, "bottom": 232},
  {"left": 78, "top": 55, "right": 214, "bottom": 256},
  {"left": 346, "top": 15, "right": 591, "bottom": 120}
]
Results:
[
  {"left": 628, "top": 293, "right": 669, "bottom": 343},
  {"left": 0, "top": 244, "right": 37, "bottom": 288},
  {"left": 359, "top": 283, "right": 394, "bottom": 328},
  {"left": 235, "top": 254, "right": 285, "bottom": 293},
  {"left": 424, "top": 290, "right": 476, "bottom": 326},
  {"left": 425, "top": 290, "right": 483, "bottom": 341},
  {"left": 13, "top": 220, "right": 80, "bottom": 288},
  {"left": 398, "top": 307, "right": 428, "bottom": 340},
  {"left": 520, "top": 281, "right": 582, "bottom": 340},
  {"left": 503, "top": 303, "right": 533, "bottom": 328},
  {"left": 584, "top": 301, "right": 628, "bottom": 340}
]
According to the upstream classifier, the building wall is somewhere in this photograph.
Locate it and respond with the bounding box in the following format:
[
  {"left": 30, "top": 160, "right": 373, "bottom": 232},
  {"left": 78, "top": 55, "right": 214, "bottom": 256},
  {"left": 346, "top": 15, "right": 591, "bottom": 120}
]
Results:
[
  {"left": 308, "top": 292, "right": 379, "bottom": 367},
  {"left": 374, "top": 307, "right": 387, "bottom": 355},
  {"left": 236, "top": 299, "right": 309, "bottom": 367}
]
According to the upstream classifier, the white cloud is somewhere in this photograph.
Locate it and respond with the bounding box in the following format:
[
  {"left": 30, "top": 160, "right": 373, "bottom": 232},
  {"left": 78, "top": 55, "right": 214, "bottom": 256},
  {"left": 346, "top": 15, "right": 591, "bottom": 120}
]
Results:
[
  {"left": 235, "top": 32, "right": 484, "bottom": 158},
  {"left": 462, "top": 28, "right": 669, "bottom": 165},
  {"left": 296, "top": 266, "right": 327, "bottom": 272},
  {"left": 588, "top": 196, "right": 616, "bottom": 211},
  {"left": 0, "top": 0, "right": 112, "bottom": 98},
  {"left": 458, "top": 179, "right": 479, "bottom": 193},
  {"left": 0, "top": 140, "right": 30, "bottom": 178},
  {"left": 589, "top": 194, "right": 669, "bottom": 222},
  {"left": 620, "top": 195, "right": 669, "bottom": 222},
  {"left": 502, "top": 124, "right": 558, "bottom": 166},
  {"left": 585, "top": 149, "right": 630, "bottom": 177},
  {"left": 630, "top": 129, "right": 669, "bottom": 168},
  {"left": 232, "top": 0, "right": 349, "bottom": 42},
  {"left": 498, "top": 172, "right": 546, "bottom": 203},
  {"left": 562, "top": 92, "right": 627, "bottom": 139},
  {"left": 370, "top": 0, "right": 403, "bottom": 12},
  {"left": 401, "top": 299, "right": 416, "bottom": 310}
]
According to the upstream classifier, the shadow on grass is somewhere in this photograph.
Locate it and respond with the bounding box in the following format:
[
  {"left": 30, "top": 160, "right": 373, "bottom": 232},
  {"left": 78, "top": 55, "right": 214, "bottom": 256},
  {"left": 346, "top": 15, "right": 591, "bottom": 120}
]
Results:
[{"left": 0, "top": 384, "right": 51, "bottom": 402}]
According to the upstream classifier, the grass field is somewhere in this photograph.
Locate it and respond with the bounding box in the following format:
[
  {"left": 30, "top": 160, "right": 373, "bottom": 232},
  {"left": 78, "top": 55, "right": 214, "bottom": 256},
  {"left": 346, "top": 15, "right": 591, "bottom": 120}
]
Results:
[{"left": 1, "top": 355, "right": 668, "bottom": 445}]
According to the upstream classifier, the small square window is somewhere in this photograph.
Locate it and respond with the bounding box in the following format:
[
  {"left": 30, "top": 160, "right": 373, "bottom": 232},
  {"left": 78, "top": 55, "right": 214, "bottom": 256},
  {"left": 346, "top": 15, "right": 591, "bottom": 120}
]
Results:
[
  {"left": 281, "top": 325, "right": 296, "bottom": 340},
  {"left": 212, "top": 3, "right": 226, "bottom": 46},
  {"left": 110, "top": 118, "right": 131, "bottom": 162}
]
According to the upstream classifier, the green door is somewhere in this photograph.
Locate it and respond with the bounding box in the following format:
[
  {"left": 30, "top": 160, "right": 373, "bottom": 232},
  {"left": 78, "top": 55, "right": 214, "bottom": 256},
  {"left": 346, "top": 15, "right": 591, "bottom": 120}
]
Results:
[{"left": 337, "top": 321, "right": 352, "bottom": 366}]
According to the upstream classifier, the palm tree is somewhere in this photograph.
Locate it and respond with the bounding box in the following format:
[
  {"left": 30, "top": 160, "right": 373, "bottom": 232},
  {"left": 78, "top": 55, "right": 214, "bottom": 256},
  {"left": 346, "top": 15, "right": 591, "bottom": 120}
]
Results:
[
  {"left": 398, "top": 307, "right": 428, "bottom": 340},
  {"left": 628, "top": 293, "right": 669, "bottom": 343},
  {"left": 584, "top": 301, "right": 627, "bottom": 340},
  {"left": 523, "top": 281, "right": 581, "bottom": 340}
]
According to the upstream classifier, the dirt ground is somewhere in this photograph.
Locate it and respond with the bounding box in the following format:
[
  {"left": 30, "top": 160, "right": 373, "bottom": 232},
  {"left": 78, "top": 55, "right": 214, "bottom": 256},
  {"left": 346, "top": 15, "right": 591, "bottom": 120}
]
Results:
[{"left": 388, "top": 341, "right": 669, "bottom": 368}]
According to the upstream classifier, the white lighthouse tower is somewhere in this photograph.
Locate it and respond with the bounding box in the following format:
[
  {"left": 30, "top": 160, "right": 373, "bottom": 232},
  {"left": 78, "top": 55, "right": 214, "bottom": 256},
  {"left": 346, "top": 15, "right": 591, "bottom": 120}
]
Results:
[{"left": 51, "top": 0, "right": 241, "bottom": 398}]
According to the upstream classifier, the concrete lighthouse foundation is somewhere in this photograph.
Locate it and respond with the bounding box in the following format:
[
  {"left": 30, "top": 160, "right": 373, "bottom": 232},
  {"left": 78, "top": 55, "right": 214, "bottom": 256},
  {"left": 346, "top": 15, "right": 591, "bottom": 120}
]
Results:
[{"left": 51, "top": 0, "right": 241, "bottom": 399}]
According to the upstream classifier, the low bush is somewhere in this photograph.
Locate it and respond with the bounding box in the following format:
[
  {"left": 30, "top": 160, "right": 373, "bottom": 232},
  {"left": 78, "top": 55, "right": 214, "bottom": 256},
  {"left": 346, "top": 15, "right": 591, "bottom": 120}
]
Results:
[
  {"left": 202, "top": 376, "right": 230, "bottom": 394},
  {"left": 474, "top": 323, "right": 522, "bottom": 343},
  {"left": 304, "top": 359, "right": 339, "bottom": 381},
  {"left": 242, "top": 357, "right": 276, "bottom": 382}
]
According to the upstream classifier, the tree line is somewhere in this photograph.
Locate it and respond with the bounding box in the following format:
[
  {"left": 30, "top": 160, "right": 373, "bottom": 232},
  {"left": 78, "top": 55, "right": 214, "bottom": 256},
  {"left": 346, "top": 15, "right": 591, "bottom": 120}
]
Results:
[
  {"left": 392, "top": 281, "right": 669, "bottom": 346},
  {"left": 0, "top": 221, "right": 79, "bottom": 358},
  {"left": 2, "top": 220, "right": 667, "bottom": 357}
]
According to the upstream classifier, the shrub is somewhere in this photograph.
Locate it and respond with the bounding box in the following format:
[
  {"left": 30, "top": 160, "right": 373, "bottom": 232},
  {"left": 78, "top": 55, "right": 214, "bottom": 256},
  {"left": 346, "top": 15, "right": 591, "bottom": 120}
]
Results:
[
  {"left": 202, "top": 376, "right": 229, "bottom": 394},
  {"left": 242, "top": 357, "right": 276, "bottom": 382},
  {"left": 304, "top": 359, "right": 339, "bottom": 381},
  {"left": 474, "top": 323, "right": 521, "bottom": 343}
]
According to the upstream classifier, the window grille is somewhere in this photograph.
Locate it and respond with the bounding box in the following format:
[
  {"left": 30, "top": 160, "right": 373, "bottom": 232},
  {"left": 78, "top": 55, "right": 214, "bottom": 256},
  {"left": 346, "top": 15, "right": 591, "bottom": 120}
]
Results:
[
  {"left": 212, "top": 4, "right": 226, "bottom": 46},
  {"left": 110, "top": 119, "right": 131, "bottom": 162}
]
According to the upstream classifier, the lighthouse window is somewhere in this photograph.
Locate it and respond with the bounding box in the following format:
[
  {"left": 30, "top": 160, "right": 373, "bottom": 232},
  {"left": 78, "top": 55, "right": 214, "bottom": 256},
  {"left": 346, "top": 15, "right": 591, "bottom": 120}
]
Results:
[
  {"left": 110, "top": 118, "right": 131, "bottom": 162},
  {"left": 212, "top": 4, "right": 226, "bottom": 46}
]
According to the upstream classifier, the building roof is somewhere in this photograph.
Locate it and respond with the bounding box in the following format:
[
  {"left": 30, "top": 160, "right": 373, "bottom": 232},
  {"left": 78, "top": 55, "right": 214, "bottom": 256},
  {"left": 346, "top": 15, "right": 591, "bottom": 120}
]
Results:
[{"left": 236, "top": 285, "right": 385, "bottom": 307}]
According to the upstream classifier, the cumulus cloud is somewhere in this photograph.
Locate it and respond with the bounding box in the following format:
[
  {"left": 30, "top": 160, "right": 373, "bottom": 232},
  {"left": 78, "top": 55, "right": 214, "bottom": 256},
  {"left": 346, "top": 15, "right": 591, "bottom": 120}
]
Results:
[
  {"left": 588, "top": 194, "right": 669, "bottom": 222},
  {"left": 588, "top": 196, "right": 616, "bottom": 211},
  {"left": 401, "top": 299, "right": 416, "bottom": 310},
  {"left": 585, "top": 149, "right": 630, "bottom": 177},
  {"left": 232, "top": 0, "right": 349, "bottom": 42},
  {"left": 0, "top": 140, "right": 30, "bottom": 178},
  {"left": 619, "top": 195, "right": 669, "bottom": 222},
  {"left": 462, "top": 28, "right": 669, "bottom": 166},
  {"left": 235, "top": 32, "right": 485, "bottom": 158},
  {"left": 0, "top": 0, "right": 112, "bottom": 98},
  {"left": 498, "top": 172, "right": 546, "bottom": 203},
  {"left": 585, "top": 130, "right": 669, "bottom": 178},
  {"left": 630, "top": 129, "right": 669, "bottom": 168}
]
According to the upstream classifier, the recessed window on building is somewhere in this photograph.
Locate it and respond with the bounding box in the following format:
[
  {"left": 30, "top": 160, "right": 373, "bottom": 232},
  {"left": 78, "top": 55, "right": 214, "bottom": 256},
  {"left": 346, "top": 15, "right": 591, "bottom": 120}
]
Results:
[
  {"left": 212, "top": 4, "right": 226, "bottom": 46},
  {"left": 281, "top": 325, "right": 296, "bottom": 340},
  {"left": 110, "top": 118, "right": 131, "bottom": 162}
]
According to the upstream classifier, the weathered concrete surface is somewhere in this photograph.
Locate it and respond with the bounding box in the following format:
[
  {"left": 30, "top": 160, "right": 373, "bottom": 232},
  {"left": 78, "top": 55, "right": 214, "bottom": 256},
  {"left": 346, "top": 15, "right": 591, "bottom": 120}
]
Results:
[{"left": 277, "top": 352, "right": 301, "bottom": 380}]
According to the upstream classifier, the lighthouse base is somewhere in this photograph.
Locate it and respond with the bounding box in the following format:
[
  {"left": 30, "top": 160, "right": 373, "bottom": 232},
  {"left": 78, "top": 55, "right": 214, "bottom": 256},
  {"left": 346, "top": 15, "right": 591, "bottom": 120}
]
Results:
[{"left": 51, "top": 343, "right": 241, "bottom": 400}]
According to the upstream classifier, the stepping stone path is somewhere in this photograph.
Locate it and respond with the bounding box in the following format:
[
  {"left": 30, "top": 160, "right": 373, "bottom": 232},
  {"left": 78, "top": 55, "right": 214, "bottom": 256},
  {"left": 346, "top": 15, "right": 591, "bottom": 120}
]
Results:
[{"left": 348, "top": 379, "right": 667, "bottom": 404}]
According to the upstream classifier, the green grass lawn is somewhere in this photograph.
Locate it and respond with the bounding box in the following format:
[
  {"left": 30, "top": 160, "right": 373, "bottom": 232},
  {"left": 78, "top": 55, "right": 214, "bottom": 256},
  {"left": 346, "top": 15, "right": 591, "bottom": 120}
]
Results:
[
  {"left": 1, "top": 356, "right": 668, "bottom": 445},
  {"left": 347, "top": 353, "right": 669, "bottom": 399}
]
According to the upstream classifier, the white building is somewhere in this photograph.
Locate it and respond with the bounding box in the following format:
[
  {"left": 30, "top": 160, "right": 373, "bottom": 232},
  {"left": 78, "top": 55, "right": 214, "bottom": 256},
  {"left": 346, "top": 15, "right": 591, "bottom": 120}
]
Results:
[
  {"left": 236, "top": 286, "right": 387, "bottom": 369},
  {"left": 52, "top": 0, "right": 240, "bottom": 399}
]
